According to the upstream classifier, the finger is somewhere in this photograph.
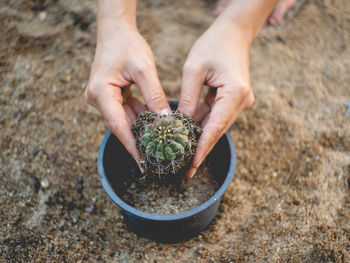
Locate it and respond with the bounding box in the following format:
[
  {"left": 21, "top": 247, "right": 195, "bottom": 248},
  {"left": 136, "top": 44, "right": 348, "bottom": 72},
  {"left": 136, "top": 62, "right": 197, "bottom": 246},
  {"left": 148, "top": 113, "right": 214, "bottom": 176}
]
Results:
[
  {"left": 97, "top": 87, "right": 142, "bottom": 168},
  {"left": 121, "top": 87, "right": 137, "bottom": 124},
  {"left": 213, "top": 0, "right": 230, "bottom": 17},
  {"left": 268, "top": 0, "right": 296, "bottom": 25},
  {"left": 186, "top": 110, "right": 210, "bottom": 179},
  {"left": 131, "top": 66, "right": 171, "bottom": 114},
  {"left": 186, "top": 87, "right": 245, "bottom": 179},
  {"left": 193, "top": 87, "right": 215, "bottom": 123},
  {"left": 193, "top": 103, "right": 210, "bottom": 123},
  {"left": 127, "top": 96, "right": 147, "bottom": 115},
  {"left": 201, "top": 113, "right": 233, "bottom": 138},
  {"left": 178, "top": 65, "right": 205, "bottom": 117},
  {"left": 200, "top": 112, "right": 210, "bottom": 129},
  {"left": 123, "top": 104, "right": 137, "bottom": 124}
]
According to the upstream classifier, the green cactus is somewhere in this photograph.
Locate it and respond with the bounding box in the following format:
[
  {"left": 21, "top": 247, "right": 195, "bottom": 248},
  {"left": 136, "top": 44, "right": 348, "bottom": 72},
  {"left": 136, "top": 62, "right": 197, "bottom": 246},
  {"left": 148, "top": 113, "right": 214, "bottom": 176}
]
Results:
[
  {"left": 132, "top": 109, "right": 202, "bottom": 178},
  {"left": 141, "top": 116, "right": 188, "bottom": 160}
]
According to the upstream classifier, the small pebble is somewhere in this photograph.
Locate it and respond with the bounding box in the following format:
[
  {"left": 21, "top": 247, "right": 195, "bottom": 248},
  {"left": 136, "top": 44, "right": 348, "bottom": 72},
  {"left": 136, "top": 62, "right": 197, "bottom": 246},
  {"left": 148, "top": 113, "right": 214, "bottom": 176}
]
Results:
[
  {"left": 71, "top": 216, "right": 77, "bottom": 224},
  {"left": 85, "top": 205, "right": 94, "bottom": 213},
  {"left": 272, "top": 172, "right": 277, "bottom": 177},
  {"left": 38, "top": 11, "right": 47, "bottom": 22},
  {"left": 40, "top": 179, "right": 50, "bottom": 189},
  {"left": 58, "top": 220, "right": 65, "bottom": 228}
]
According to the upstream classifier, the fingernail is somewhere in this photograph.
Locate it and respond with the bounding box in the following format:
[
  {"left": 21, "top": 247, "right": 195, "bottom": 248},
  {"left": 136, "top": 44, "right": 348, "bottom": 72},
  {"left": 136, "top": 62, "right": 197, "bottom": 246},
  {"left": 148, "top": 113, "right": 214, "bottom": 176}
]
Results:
[
  {"left": 160, "top": 108, "right": 171, "bottom": 115},
  {"left": 186, "top": 167, "right": 197, "bottom": 179},
  {"left": 136, "top": 162, "right": 145, "bottom": 174}
]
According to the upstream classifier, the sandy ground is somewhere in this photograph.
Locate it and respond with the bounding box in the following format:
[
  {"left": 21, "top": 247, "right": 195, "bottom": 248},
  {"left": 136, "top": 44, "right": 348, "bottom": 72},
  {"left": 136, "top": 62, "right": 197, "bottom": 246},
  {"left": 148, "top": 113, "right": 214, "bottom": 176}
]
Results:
[{"left": 1, "top": 0, "right": 349, "bottom": 262}]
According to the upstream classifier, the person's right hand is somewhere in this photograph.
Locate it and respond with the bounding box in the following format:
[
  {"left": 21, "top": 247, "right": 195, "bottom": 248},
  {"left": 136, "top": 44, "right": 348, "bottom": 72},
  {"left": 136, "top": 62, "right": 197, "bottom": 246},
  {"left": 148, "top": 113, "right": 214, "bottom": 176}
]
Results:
[{"left": 84, "top": 18, "right": 170, "bottom": 167}]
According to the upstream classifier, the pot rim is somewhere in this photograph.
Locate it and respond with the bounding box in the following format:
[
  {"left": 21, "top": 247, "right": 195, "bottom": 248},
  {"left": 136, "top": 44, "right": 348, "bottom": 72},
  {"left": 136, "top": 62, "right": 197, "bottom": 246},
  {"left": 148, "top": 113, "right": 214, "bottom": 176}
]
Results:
[{"left": 98, "top": 129, "right": 236, "bottom": 222}]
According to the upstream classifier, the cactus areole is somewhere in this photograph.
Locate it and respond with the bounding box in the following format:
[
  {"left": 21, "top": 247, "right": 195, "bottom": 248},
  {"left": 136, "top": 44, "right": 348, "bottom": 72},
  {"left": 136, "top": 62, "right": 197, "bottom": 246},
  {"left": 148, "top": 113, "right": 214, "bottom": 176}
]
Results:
[{"left": 132, "top": 110, "right": 202, "bottom": 178}]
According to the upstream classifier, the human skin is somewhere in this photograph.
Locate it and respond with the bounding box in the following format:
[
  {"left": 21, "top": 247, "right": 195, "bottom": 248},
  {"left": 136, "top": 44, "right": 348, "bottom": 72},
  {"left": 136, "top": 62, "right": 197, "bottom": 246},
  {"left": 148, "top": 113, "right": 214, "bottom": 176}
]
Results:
[
  {"left": 85, "top": 0, "right": 279, "bottom": 177},
  {"left": 84, "top": 0, "right": 171, "bottom": 170},
  {"left": 179, "top": 0, "right": 279, "bottom": 178},
  {"left": 214, "top": 0, "right": 297, "bottom": 25}
]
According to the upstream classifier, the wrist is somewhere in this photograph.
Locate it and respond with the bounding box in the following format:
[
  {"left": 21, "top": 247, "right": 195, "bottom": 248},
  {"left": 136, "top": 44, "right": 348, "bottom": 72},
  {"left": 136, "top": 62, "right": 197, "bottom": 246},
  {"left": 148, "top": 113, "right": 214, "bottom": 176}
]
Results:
[
  {"left": 212, "top": 0, "right": 278, "bottom": 44},
  {"left": 97, "top": 18, "right": 138, "bottom": 48},
  {"left": 205, "top": 19, "right": 252, "bottom": 53},
  {"left": 98, "top": 0, "right": 137, "bottom": 29},
  {"left": 212, "top": 12, "right": 256, "bottom": 46}
]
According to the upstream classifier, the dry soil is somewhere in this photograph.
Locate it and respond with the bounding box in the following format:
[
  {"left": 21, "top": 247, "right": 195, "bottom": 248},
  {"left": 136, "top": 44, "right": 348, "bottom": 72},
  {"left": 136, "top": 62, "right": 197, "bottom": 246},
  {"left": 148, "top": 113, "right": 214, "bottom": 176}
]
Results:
[{"left": 1, "top": 0, "right": 349, "bottom": 262}]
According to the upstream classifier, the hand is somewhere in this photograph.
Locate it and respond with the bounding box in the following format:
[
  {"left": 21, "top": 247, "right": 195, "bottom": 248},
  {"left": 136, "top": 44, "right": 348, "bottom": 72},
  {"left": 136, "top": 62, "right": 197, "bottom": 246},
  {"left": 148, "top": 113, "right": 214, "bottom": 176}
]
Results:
[
  {"left": 179, "top": 0, "right": 278, "bottom": 178},
  {"left": 179, "top": 22, "right": 254, "bottom": 178},
  {"left": 84, "top": 19, "right": 170, "bottom": 167},
  {"left": 214, "top": 0, "right": 297, "bottom": 26}
]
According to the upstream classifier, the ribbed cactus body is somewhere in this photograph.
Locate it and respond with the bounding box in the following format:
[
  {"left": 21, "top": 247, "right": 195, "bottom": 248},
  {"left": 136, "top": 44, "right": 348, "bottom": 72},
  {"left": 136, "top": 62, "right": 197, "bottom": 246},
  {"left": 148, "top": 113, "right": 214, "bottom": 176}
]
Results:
[
  {"left": 132, "top": 109, "right": 202, "bottom": 178},
  {"left": 141, "top": 116, "right": 188, "bottom": 161}
]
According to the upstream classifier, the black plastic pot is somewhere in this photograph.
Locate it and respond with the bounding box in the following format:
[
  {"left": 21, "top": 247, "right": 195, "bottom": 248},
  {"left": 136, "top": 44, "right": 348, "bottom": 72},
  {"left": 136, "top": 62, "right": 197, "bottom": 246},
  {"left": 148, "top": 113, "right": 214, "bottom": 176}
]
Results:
[{"left": 98, "top": 103, "right": 236, "bottom": 243}]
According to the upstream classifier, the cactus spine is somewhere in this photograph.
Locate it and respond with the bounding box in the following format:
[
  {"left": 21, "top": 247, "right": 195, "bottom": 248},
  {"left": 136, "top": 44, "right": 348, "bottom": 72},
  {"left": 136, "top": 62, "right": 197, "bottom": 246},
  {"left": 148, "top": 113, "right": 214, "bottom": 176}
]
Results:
[{"left": 132, "top": 109, "right": 202, "bottom": 178}]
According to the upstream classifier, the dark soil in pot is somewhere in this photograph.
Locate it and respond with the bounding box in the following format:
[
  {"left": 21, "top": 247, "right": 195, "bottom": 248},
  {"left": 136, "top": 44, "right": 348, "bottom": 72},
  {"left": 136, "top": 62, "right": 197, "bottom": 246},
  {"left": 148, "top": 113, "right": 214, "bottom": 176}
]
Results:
[{"left": 121, "top": 161, "right": 220, "bottom": 214}]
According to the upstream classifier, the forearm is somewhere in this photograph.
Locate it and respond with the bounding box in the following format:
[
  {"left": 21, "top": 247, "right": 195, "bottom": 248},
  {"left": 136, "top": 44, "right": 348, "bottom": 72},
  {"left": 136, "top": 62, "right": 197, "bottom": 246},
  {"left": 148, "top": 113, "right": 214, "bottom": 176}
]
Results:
[
  {"left": 97, "top": 0, "right": 138, "bottom": 41},
  {"left": 213, "top": 0, "right": 279, "bottom": 44}
]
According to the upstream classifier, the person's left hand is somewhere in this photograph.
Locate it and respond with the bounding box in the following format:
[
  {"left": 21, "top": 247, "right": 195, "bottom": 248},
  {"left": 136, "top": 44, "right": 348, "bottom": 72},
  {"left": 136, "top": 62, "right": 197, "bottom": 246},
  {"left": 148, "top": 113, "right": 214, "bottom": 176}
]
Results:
[{"left": 178, "top": 22, "right": 254, "bottom": 179}]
